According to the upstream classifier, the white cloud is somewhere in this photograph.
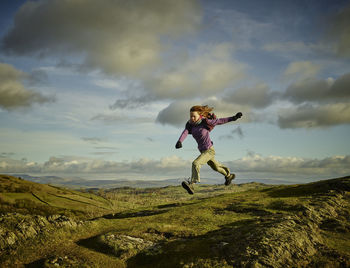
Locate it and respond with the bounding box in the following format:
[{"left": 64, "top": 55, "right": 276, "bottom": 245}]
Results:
[
  {"left": 0, "top": 155, "right": 190, "bottom": 177},
  {"left": 228, "top": 153, "right": 350, "bottom": 177},
  {"left": 92, "top": 78, "right": 128, "bottom": 91},
  {"left": 283, "top": 61, "right": 322, "bottom": 81},
  {"left": 144, "top": 43, "right": 246, "bottom": 100}
]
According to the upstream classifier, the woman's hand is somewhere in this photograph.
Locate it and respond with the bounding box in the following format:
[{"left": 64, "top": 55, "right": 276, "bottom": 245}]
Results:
[
  {"left": 175, "top": 141, "right": 182, "bottom": 149},
  {"left": 232, "top": 112, "right": 242, "bottom": 120}
]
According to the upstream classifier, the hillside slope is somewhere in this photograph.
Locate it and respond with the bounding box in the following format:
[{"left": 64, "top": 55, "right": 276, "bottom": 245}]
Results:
[
  {"left": 0, "top": 175, "right": 112, "bottom": 219},
  {"left": 0, "top": 175, "right": 349, "bottom": 267}
]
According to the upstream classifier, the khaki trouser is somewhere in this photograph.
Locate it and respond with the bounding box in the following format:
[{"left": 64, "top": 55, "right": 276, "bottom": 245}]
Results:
[{"left": 191, "top": 147, "right": 230, "bottom": 183}]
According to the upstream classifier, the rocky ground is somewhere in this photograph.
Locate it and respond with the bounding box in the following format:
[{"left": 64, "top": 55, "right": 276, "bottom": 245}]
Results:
[{"left": 0, "top": 213, "right": 83, "bottom": 252}]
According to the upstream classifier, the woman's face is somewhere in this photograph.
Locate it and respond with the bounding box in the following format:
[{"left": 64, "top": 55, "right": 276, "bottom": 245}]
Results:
[{"left": 190, "top": 111, "right": 201, "bottom": 123}]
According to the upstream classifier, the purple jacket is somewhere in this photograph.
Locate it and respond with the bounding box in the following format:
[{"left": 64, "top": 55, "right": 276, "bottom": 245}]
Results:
[{"left": 178, "top": 117, "right": 235, "bottom": 152}]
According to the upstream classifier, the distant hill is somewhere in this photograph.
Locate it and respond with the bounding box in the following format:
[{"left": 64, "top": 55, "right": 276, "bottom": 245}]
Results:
[
  {"left": 0, "top": 174, "right": 349, "bottom": 267},
  {"left": 8, "top": 173, "right": 299, "bottom": 189},
  {"left": 9, "top": 173, "right": 183, "bottom": 188}
]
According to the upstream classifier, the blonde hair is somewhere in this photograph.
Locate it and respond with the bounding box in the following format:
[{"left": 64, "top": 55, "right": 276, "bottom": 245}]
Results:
[{"left": 190, "top": 105, "right": 214, "bottom": 118}]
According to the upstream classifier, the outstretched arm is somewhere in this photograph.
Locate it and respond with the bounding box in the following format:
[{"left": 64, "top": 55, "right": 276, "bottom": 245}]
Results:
[
  {"left": 175, "top": 128, "right": 189, "bottom": 149},
  {"left": 207, "top": 112, "right": 243, "bottom": 126}
]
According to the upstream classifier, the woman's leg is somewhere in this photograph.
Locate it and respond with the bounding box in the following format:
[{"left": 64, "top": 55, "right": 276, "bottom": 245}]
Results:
[
  {"left": 191, "top": 148, "right": 215, "bottom": 183},
  {"left": 206, "top": 147, "right": 230, "bottom": 177},
  {"left": 207, "top": 158, "right": 230, "bottom": 177}
]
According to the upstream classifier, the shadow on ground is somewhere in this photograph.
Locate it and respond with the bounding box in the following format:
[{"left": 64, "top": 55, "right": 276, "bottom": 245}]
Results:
[
  {"left": 24, "top": 258, "right": 46, "bottom": 268},
  {"left": 100, "top": 208, "right": 169, "bottom": 220}
]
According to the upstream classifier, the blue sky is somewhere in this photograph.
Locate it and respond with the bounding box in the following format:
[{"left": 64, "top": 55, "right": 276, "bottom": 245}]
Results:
[{"left": 0, "top": 0, "right": 349, "bottom": 183}]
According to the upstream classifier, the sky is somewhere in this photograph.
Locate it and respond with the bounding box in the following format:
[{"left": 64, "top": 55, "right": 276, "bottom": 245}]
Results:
[{"left": 0, "top": 0, "right": 349, "bottom": 184}]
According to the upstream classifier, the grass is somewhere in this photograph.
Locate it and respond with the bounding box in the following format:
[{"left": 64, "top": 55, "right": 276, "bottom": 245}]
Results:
[
  {"left": 0, "top": 174, "right": 349, "bottom": 267},
  {"left": 0, "top": 175, "right": 114, "bottom": 219}
]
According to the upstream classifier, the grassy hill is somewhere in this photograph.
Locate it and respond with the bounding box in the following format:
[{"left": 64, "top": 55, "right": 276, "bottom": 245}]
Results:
[
  {"left": 0, "top": 174, "right": 349, "bottom": 267},
  {"left": 0, "top": 175, "right": 113, "bottom": 219}
]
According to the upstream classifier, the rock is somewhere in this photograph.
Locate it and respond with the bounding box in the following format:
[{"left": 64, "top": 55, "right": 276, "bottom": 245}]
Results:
[
  {"left": 99, "top": 234, "right": 157, "bottom": 259},
  {"left": 222, "top": 214, "right": 323, "bottom": 267},
  {"left": 47, "top": 215, "right": 77, "bottom": 228},
  {"left": 44, "top": 255, "right": 86, "bottom": 267},
  {"left": 47, "top": 215, "right": 61, "bottom": 222},
  {"left": 16, "top": 221, "right": 38, "bottom": 239},
  {"left": 34, "top": 215, "right": 49, "bottom": 228},
  {"left": 5, "top": 231, "right": 17, "bottom": 247},
  {"left": 0, "top": 213, "right": 81, "bottom": 252}
]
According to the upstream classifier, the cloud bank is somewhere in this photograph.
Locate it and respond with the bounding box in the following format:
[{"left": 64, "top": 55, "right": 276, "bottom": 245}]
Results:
[{"left": 1, "top": 154, "right": 349, "bottom": 181}]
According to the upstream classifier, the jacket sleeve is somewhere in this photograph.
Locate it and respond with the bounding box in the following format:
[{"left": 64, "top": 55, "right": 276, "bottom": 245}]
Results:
[
  {"left": 207, "top": 116, "right": 235, "bottom": 126},
  {"left": 178, "top": 128, "right": 189, "bottom": 142}
]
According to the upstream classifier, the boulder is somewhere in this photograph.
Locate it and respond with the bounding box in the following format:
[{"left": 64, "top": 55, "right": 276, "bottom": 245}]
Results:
[{"left": 98, "top": 234, "right": 158, "bottom": 259}]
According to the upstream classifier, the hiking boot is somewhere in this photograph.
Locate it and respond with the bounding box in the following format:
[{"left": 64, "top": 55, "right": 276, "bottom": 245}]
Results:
[
  {"left": 182, "top": 179, "right": 194, "bottom": 195},
  {"left": 225, "top": 173, "right": 236, "bottom": 186}
]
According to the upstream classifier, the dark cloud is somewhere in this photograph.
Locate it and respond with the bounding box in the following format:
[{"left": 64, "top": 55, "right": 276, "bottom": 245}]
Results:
[
  {"left": 1, "top": 0, "right": 250, "bottom": 103},
  {"left": 284, "top": 78, "right": 331, "bottom": 104},
  {"left": 90, "top": 113, "right": 124, "bottom": 123},
  {"left": 232, "top": 126, "right": 244, "bottom": 139},
  {"left": 283, "top": 72, "right": 350, "bottom": 104},
  {"left": 331, "top": 72, "right": 350, "bottom": 99},
  {"left": 0, "top": 152, "right": 15, "bottom": 158},
  {"left": 156, "top": 101, "right": 192, "bottom": 127},
  {"left": 0, "top": 62, "right": 54, "bottom": 110},
  {"left": 25, "top": 69, "right": 48, "bottom": 86},
  {"left": 91, "top": 112, "right": 153, "bottom": 125},
  {"left": 278, "top": 72, "right": 350, "bottom": 129},
  {"left": 156, "top": 99, "right": 252, "bottom": 128},
  {"left": 225, "top": 83, "right": 277, "bottom": 108},
  {"left": 81, "top": 137, "right": 105, "bottom": 144},
  {"left": 219, "top": 127, "right": 244, "bottom": 140},
  {"left": 278, "top": 103, "right": 350, "bottom": 129},
  {"left": 91, "top": 152, "right": 118, "bottom": 156},
  {"left": 94, "top": 146, "right": 118, "bottom": 150},
  {"left": 2, "top": 0, "right": 202, "bottom": 76},
  {"left": 109, "top": 96, "right": 152, "bottom": 110},
  {"left": 328, "top": 3, "right": 350, "bottom": 57}
]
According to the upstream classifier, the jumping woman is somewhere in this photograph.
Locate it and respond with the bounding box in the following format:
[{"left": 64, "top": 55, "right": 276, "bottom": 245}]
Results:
[{"left": 175, "top": 105, "right": 242, "bottom": 195}]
